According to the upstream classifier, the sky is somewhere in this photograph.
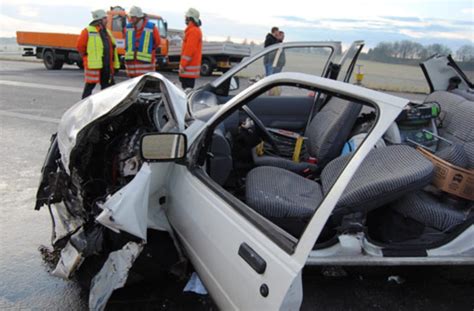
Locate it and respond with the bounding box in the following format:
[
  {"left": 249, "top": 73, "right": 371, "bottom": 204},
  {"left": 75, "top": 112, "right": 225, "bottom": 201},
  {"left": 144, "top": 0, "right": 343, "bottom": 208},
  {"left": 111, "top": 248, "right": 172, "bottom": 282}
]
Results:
[{"left": 0, "top": 0, "right": 473, "bottom": 51}]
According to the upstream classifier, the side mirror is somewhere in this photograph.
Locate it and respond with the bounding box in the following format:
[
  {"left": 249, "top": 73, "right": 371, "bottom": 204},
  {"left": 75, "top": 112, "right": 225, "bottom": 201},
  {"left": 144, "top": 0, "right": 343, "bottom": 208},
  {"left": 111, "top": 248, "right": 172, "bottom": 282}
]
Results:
[
  {"left": 230, "top": 76, "right": 240, "bottom": 91},
  {"left": 140, "top": 133, "right": 187, "bottom": 162}
]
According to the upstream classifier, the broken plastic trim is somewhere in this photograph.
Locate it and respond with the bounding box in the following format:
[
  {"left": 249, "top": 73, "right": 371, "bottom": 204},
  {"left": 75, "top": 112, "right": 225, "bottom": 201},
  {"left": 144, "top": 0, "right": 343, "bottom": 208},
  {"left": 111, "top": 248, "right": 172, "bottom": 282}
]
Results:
[{"left": 88, "top": 242, "right": 144, "bottom": 310}]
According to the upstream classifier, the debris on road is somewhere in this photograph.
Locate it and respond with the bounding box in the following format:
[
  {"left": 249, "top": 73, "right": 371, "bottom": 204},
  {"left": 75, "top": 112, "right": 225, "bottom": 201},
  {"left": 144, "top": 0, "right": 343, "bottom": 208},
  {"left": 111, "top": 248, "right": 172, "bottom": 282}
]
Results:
[
  {"left": 321, "top": 266, "right": 348, "bottom": 278},
  {"left": 183, "top": 272, "right": 208, "bottom": 295},
  {"left": 388, "top": 275, "right": 406, "bottom": 285}
]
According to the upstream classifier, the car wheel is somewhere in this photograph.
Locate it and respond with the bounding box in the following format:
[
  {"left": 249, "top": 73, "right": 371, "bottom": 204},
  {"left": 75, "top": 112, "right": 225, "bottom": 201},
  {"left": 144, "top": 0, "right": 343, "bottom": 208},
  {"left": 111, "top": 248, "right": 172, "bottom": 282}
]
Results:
[
  {"left": 43, "top": 50, "right": 64, "bottom": 70},
  {"left": 200, "top": 59, "right": 213, "bottom": 76}
]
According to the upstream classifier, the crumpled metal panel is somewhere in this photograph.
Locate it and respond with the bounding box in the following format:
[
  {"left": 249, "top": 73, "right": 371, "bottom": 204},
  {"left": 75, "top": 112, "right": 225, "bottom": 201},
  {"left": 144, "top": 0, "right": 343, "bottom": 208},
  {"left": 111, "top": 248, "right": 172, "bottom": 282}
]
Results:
[
  {"left": 88, "top": 242, "right": 144, "bottom": 311},
  {"left": 57, "top": 73, "right": 187, "bottom": 173},
  {"left": 50, "top": 202, "right": 84, "bottom": 245},
  {"left": 96, "top": 163, "right": 151, "bottom": 240},
  {"left": 51, "top": 240, "right": 83, "bottom": 279}
]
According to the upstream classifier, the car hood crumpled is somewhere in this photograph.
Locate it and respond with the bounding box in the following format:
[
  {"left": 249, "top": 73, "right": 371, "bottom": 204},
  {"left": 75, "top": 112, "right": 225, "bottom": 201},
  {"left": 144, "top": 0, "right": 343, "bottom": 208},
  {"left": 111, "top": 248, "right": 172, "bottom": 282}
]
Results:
[{"left": 56, "top": 73, "right": 187, "bottom": 174}]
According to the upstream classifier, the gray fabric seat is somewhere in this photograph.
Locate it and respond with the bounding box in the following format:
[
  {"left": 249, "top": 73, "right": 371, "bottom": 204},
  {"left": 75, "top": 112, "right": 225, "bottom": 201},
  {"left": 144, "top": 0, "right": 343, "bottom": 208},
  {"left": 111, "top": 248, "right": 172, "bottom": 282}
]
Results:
[
  {"left": 391, "top": 191, "right": 468, "bottom": 232},
  {"left": 246, "top": 145, "right": 434, "bottom": 221},
  {"left": 391, "top": 91, "right": 474, "bottom": 231},
  {"left": 252, "top": 98, "right": 362, "bottom": 173},
  {"left": 435, "top": 143, "right": 469, "bottom": 168},
  {"left": 246, "top": 166, "right": 323, "bottom": 218},
  {"left": 428, "top": 91, "right": 474, "bottom": 169}
]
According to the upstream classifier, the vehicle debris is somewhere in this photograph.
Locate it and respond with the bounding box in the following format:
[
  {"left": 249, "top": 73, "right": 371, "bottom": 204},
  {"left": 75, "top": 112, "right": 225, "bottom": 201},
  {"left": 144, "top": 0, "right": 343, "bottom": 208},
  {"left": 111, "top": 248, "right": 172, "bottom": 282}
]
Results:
[
  {"left": 387, "top": 275, "right": 406, "bottom": 285},
  {"left": 89, "top": 242, "right": 144, "bottom": 310},
  {"left": 321, "top": 266, "right": 348, "bottom": 278},
  {"left": 38, "top": 245, "right": 60, "bottom": 270},
  {"left": 96, "top": 163, "right": 152, "bottom": 240},
  {"left": 183, "top": 272, "right": 208, "bottom": 295}
]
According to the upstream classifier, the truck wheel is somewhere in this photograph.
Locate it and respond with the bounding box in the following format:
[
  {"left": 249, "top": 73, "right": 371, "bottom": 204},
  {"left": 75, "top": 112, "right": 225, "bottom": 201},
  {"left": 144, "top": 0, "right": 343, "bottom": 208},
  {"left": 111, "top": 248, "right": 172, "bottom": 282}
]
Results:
[
  {"left": 200, "top": 59, "right": 213, "bottom": 76},
  {"left": 43, "top": 50, "right": 64, "bottom": 70}
]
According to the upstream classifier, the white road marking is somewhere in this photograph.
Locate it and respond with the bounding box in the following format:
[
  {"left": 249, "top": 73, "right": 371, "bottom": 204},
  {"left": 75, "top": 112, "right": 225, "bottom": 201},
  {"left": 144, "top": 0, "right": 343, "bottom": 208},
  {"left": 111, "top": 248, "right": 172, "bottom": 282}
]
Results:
[
  {"left": 0, "top": 80, "right": 82, "bottom": 93},
  {"left": 0, "top": 110, "right": 60, "bottom": 123}
]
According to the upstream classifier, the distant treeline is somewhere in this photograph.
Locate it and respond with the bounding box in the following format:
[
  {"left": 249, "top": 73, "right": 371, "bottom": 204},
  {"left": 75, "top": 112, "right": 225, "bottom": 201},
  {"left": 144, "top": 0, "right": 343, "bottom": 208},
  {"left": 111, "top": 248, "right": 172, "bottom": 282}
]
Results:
[{"left": 360, "top": 40, "right": 474, "bottom": 69}]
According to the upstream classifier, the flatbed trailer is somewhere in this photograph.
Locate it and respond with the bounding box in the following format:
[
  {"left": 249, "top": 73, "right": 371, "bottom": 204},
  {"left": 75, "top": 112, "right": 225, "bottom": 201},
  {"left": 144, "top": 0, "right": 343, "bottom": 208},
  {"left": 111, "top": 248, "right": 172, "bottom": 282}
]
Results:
[
  {"left": 16, "top": 31, "right": 83, "bottom": 69},
  {"left": 168, "top": 42, "right": 251, "bottom": 76}
]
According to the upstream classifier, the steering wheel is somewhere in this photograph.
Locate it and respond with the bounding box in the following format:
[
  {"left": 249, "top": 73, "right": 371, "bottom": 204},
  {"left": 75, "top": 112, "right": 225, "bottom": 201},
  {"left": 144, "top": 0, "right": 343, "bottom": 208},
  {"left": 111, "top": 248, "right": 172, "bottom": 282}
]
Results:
[{"left": 241, "top": 105, "right": 281, "bottom": 156}]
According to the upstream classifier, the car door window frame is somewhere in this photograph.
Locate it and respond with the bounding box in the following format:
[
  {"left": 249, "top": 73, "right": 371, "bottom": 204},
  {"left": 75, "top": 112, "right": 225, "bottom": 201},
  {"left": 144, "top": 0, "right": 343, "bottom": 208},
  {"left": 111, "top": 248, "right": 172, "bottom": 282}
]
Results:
[
  {"left": 421, "top": 54, "right": 474, "bottom": 92},
  {"left": 338, "top": 40, "right": 365, "bottom": 82},
  {"left": 210, "top": 42, "right": 341, "bottom": 96}
]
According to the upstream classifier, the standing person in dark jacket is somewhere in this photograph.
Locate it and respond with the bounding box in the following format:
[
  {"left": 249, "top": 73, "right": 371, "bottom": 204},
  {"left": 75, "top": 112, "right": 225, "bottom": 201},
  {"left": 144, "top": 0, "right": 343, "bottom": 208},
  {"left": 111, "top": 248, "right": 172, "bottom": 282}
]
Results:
[
  {"left": 273, "top": 31, "right": 286, "bottom": 74},
  {"left": 77, "top": 9, "right": 120, "bottom": 99},
  {"left": 263, "top": 27, "right": 280, "bottom": 76}
]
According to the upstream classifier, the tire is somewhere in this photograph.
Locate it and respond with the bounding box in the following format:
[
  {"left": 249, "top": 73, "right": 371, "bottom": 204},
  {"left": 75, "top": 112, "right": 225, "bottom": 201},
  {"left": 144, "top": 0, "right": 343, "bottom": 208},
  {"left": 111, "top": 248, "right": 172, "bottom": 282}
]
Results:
[
  {"left": 43, "top": 50, "right": 64, "bottom": 70},
  {"left": 76, "top": 61, "right": 84, "bottom": 70},
  {"left": 200, "top": 58, "right": 213, "bottom": 76}
]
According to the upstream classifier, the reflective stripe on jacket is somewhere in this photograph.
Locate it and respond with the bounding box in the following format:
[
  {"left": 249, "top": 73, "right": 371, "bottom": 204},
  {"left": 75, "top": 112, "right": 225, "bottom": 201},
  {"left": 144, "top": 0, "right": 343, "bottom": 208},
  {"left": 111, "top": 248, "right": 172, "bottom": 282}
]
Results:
[
  {"left": 124, "top": 61, "right": 155, "bottom": 77},
  {"left": 84, "top": 68, "right": 100, "bottom": 83},
  {"left": 179, "top": 22, "right": 202, "bottom": 79},
  {"left": 125, "top": 21, "right": 157, "bottom": 62}
]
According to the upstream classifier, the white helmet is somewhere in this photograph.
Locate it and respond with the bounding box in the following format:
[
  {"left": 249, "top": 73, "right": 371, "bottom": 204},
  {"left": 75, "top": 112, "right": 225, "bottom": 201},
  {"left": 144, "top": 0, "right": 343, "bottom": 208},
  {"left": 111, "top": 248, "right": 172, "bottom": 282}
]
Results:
[
  {"left": 91, "top": 9, "right": 107, "bottom": 21},
  {"left": 185, "top": 8, "right": 200, "bottom": 24},
  {"left": 128, "top": 6, "right": 144, "bottom": 18}
]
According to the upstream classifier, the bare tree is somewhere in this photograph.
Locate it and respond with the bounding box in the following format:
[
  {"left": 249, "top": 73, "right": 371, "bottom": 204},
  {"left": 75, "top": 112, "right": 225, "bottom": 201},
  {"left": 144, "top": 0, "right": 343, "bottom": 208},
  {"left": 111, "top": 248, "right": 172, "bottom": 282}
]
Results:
[
  {"left": 424, "top": 43, "right": 452, "bottom": 58},
  {"left": 456, "top": 45, "right": 474, "bottom": 62},
  {"left": 367, "top": 40, "right": 456, "bottom": 63}
]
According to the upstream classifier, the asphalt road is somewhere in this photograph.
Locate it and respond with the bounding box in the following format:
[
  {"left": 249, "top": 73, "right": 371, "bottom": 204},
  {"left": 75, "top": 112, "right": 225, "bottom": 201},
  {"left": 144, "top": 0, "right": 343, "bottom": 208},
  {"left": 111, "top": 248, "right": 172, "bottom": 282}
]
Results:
[{"left": 0, "top": 60, "right": 472, "bottom": 310}]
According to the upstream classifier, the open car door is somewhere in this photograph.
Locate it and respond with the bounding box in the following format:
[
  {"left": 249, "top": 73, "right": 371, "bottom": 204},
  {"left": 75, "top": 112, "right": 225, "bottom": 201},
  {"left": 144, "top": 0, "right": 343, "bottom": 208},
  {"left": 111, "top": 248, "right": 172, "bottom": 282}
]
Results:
[
  {"left": 208, "top": 40, "right": 365, "bottom": 96},
  {"left": 335, "top": 40, "right": 365, "bottom": 82},
  {"left": 163, "top": 70, "right": 406, "bottom": 309},
  {"left": 421, "top": 54, "right": 474, "bottom": 93}
]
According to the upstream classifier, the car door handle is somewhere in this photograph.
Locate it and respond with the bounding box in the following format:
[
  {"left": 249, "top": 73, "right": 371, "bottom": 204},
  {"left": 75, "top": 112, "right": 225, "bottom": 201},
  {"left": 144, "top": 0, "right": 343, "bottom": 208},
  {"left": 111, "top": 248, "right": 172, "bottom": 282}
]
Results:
[{"left": 238, "top": 243, "right": 266, "bottom": 274}]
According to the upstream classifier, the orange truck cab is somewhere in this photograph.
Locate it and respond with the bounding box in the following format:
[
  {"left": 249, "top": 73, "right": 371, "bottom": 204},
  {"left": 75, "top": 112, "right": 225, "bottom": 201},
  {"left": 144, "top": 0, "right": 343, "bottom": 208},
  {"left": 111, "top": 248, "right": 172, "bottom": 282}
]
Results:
[{"left": 16, "top": 6, "right": 169, "bottom": 70}]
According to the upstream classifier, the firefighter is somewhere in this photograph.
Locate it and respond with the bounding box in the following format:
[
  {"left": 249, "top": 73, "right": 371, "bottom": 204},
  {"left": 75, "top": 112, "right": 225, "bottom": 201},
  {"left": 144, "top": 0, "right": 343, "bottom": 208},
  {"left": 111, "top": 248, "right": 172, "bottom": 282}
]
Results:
[
  {"left": 77, "top": 9, "right": 120, "bottom": 99},
  {"left": 179, "top": 8, "right": 202, "bottom": 89},
  {"left": 124, "top": 6, "right": 161, "bottom": 78}
]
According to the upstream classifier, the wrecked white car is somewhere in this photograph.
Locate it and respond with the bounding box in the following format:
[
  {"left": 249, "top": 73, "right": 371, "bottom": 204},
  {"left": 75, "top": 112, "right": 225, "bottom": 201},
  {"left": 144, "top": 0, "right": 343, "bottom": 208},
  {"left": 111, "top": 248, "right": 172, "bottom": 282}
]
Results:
[{"left": 35, "top": 40, "right": 473, "bottom": 310}]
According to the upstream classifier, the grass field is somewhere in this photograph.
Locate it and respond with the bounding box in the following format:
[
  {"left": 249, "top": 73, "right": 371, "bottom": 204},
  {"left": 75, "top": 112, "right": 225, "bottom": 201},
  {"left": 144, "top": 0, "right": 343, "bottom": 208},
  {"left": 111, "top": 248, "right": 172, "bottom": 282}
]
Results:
[
  {"left": 235, "top": 49, "right": 473, "bottom": 94},
  {"left": 353, "top": 59, "right": 430, "bottom": 93}
]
